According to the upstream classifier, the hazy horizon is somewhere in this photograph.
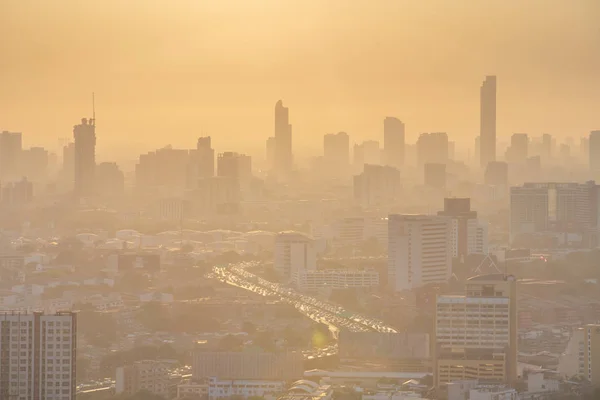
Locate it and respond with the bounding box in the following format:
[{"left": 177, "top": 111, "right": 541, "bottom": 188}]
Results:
[{"left": 1, "top": 0, "right": 599, "bottom": 158}]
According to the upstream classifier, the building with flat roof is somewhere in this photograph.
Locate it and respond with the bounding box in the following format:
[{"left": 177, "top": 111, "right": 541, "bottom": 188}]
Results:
[
  {"left": 116, "top": 360, "right": 169, "bottom": 398},
  {"left": 0, "top": 311, "right": 77, "bottom": 400}
]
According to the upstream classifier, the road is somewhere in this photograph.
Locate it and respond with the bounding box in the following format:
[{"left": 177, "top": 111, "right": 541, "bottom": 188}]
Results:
[{"left": 211, "top": 263, "right": 397, "bottom": 340}]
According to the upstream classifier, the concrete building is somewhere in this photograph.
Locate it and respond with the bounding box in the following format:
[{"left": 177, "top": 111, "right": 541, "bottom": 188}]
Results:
[
  {"left": 274, "top": 231, "right": 316, "bottom": 280},
  {"left": 590, "top": 131, "right": 600, "bottom": 174},
  {"left": 73, "top": 117, "right": 96, "bottom": 197},
  {"left": 208, "top": 377, "right": 285, "bottom": 400},
  {"left": 484, "top": 161, "right": 508, "bottom": 186},
  {"left": 188, "top": 177, "right": 241, "bottom": 216},
  {"left": 21, "top": 147, "right": 49, "bottom": 181},
  {"left": 323, "top": 132, "right": 350, "bottom": 179},
  {"left": 116, "top": 360, "right": 169, "bottom": 398},
  {"left": 217, "top": 152, "right": 252, "bottom": 182},
  {"left": 480, "top": 76, "right": 497, "bottom": 168},
  {"left": 274, "top": 100, "right": 293, "bottom": 175},
  {"left": 135, "top": 147, "right": 190, "bottom": 192},
  {"left": 424, "top": 163, "right": 446, "bottom": 189},
  {"left": 0, "top": 131, "right": 22, "bottom": 181},
  {"left": 294, "top": 269, "right": 379, "bottom": 292},
  {"left": 192, "top": 350, "right": 303, "bottom": 381},
  {"left": 388, "top": 214, "right": 452, "bottom": 292},
  {"left": 95, "top": 162, "right": 125, "bottom": 196},
  {"left": 0, "top": 311, "right": 77, "bottom": 400},
  {"left": 354, "top": 164, "right": 401, "bottom": 208},
  {"left": 509, "top": 181, "right": 600, "bottom": 246},
  {"left": 438, "top": 198, "right": 488, "bottom": 260},
  {"left": 506, "top": 133, "right": 529, "bottom": 164},
  {"left": 383, "top": 117, "right": 405, "bottom": 168},
  {"left": 354, "top": 140, "right": 380, "bottom": 172},
  {"left": 1, "top": 177, "right": 33, "bottom": 207},
  {"left": 435, "top": 274, "right": 518, "bottom": 389},
  {"left": 416, "top": 133, "right": 448, "bottom": 166}
]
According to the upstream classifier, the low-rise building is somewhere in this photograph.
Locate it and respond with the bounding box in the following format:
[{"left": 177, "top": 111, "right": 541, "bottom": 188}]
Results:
[
  {"left": 116, "top": 360, "right": 169, "bottom": 398},
  {"left": 294, "top": 269, "right": 379, "bottom": 292},
  {"left": 208, "top": 377, "right": 285, "bottom": 400}
]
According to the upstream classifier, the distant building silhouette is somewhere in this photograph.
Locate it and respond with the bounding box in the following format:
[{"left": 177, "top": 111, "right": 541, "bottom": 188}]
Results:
[
  {"left": 0, "top": 131, "right": 22, "bottom": 181},
  {"left": 136, "top": 147, "right": 189, "bottom": 192},
  {"left": 424, "top": 162, "right": 446, "bottom": 189},
  {"left": 590, "top": 131, "right": 600, "bottom": 173},
  {"left": 417, "top": 132, "right": 448, "bottom": 166},
  {"left": 353, "top": 140, "right": 380, "bottom": 172},
  {"left": 21, "top": 146, "right": 49, "bottom": 181},
  {"left": 96, "top": 162, "right": 125, "bottom": 196},
  {"left": 1, "top": 177, "right": 33, "bottom": 206},
  {"left": 266, "top": 136, "right": 276, "bottom": 169},
  {"left": 484, "top": 161, "right": 508, "bottom": 186},
  {"left": 73, "top": 117, "right": 96, "bottom": 197},
  {"left": 506, "top": 133, "right": 528, "bottom": 163},
  {"left": 323, "top": 132, "right": 350, "bottom": 179},
  {"left": 480, "top": 75, "right": 497, "bottom": 168},
  {"left": 383, "top": 117, "right": 405, "bottom": 168},
  {"left": 353, "top": 164, "right": 401, "bottom": 208},
  {"left": 217, "top": 152, "right": 252, "bottom": 182},
  {"left": 274, "top": 100, "right": 292, "bottom": 175}
]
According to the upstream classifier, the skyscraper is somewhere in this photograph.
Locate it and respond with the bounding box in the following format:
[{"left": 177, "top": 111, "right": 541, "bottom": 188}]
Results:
[
  {"left": 188, "top": 136, "right": 215, "bottom": 188},
  {"left": 383, "top": 117, "right": 405, "bottom": 168},
  {"left": 217, "top": 152, "right": 252, "bottom": 182},
  {"left": 73, "top": 117, "right": 96, "bottom": 197},
  {"left": 0, "top": 131, "right": 22, "bottom": 181},
  {"left": 416, "top": 132, "right": 448, "bottom": 166},
  {"left": 0, "top": 311, "right": 77, "bottom": 400},
  {"left": 480, "top": 76, "right": 497, "bottom": 168},
  {"left": 274, "top": 100, "right": 292, "bottom": 175},
  {"left": 506, "top": 133, "right": 528, "bottom": 163},
  {"left": 437, "top": 198, "right": 488, "bottom": 259},
  {"left": 388, "top": 214, "right": 452, "bottom": 291},
  {"left": 590, "top": 131, "right": 600, "bottom": 174},
  {"left": 323, "top": 132, "right": 350, "bottom": 179}
]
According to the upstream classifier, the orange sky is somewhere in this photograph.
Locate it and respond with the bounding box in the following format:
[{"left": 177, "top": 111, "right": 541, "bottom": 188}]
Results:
[{"left": 0, "top": 0, "right": 599, "bottom": 160}]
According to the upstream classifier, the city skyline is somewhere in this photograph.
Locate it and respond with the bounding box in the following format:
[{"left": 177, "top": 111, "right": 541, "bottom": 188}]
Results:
[{"left": 1, "top": 1, "right": 600, "bottom": 154}]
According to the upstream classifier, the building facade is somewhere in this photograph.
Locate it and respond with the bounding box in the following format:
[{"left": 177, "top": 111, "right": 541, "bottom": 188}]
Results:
[
  {"left": 0, "top": 311, "right": 77, "bottom": 400},
  {"left": 116, "top": 360, "right": 169, "bottom": 398},
  {"left": 388, "top": 215, "right": 452, "bottom": 292}
]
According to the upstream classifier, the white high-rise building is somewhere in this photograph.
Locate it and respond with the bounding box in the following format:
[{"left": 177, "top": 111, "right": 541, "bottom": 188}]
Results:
[
  {"left": 388, "top": 215, "right": 452, "bottom": 291},
  {"left": 0, "top": 311, "right": 77, "bottom": 400},
  {"left": 274, "top": 231, "right": 316, "bottom": 280}
]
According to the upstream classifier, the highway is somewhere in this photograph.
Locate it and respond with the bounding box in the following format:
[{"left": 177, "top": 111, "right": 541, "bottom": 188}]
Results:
[{"left": 211, "top": 263, "right": 397, "bottom": 339}]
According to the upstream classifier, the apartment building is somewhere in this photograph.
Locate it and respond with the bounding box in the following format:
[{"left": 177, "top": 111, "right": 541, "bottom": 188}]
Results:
[
  {"left": 0, "top": 311, "right": 77, "bottom": 400},
  {"left": 116, "top": 360, "right": 169, "bottom": 398}
]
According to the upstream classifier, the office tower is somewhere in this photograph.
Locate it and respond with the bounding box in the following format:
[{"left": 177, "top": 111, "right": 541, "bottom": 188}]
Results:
[
  {"left": 506, "top": 133, "right": 528, "bottom": 163},
  {"left": 353, "top": 140, "right": 380, "bottom": 171},
  {"left": 96, "top": 162, "right": 125, "bottom": 196},
  {"left": 217, "top": 152, "right": 252, "bottom": 182},
  {"left": 62, "top": 142, "right": 75, "bottom": 181},
  {"left": 193, "top": 350, "right": 303, "bottom": 381},
  {"left": 73, "top": 117, "right": 96, "bottom": 197},
  {"left": 435, "top": 274, "right": 517, "bottom": 389},
  {"left": 383, "top": 117, "right": 405, "bottom": 167},
  {"left": 274, "top": 100, "right": 292, "bottom": 174},
  {"left": 581, "top": 137, "right": 590, "bottom": 162},
  {"left": 448, "top": 141, "right": 456, "bottom": 160},
  {"left": 21, "top": 147, "right": 49, "bottom": 181},
  {"left": 387, "top": 214, "right": 452, "bottom": 292},
  {"left": 353, "top": 164, "right": 401, "bottom": 208},
  {"left": 0, "top": 131, "right": 22, "bottom": 181},
  {"left": 438, "top": 198, "right": 488, "bottom": 260},
  {"left": 474, "top": 136, "right": 480, "bottom": 166},
  {"left": 424, "top": 163, "right": 446, "bottom": 189},
  {"left": 1, "top": 178, "right": 33, "bottom": 207},
  {"left": 135, "top": 147, "right": 189, "bottom": 191},
  {"left": 274, "top": 231, "right": 316, "bottom": 280},
  {"left": 323, "top": 132, "right": 350, "bottom": 179},
  {"left": 542, "top": 133, "right": 552, "bottom": 160},
  {"left": 480, "top": 75, "right": 497, "bottom": 168},
  {"left": 116, "top": 360, "right": 169, "bottom": 398},
  {"left": 590, "top": 131, "right": 600, "bottom": 173},
  {"left": 510, "top": 181, "right": 600, "bottom": 246},
  {"left": 484, "top": 161, "right": 509, "bottom": 186},
  {"left": 266, "top": 136, "right": 276, "bottom": 169},
  {"left": 416, "top": 132, "right": 449, "bottom": 166},
  {"left": 189, "top": 136, "right": 215, "bottom": 179},
  {"left": 0, "top": 311, "right": 77, "bottom": 400},
  {"left": 187, "top": 177, "right": 241, "bottom": 216}
]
